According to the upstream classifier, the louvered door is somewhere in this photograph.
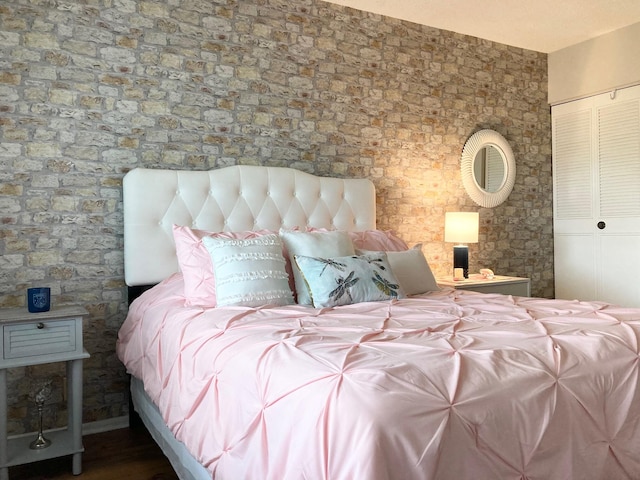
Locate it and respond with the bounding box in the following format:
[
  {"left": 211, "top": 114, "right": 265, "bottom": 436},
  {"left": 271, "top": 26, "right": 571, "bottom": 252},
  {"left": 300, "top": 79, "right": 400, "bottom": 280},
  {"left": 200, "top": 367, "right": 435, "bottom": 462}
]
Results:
[{"left": 552, "top": 85, "right": 640, "bottom": 307}]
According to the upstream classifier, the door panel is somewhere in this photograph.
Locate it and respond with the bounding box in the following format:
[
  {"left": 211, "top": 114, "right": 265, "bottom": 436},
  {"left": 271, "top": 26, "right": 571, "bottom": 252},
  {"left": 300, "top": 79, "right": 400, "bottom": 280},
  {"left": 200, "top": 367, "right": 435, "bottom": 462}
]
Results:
[
  {"left": 599, "top": 234, "right": 640, "bottom": 308},
  {"left": 554, "top": 234, "right": 596, "bottom": 302},
  {"left": 552, "top": 85, "right": 640, "bottom": 308}
]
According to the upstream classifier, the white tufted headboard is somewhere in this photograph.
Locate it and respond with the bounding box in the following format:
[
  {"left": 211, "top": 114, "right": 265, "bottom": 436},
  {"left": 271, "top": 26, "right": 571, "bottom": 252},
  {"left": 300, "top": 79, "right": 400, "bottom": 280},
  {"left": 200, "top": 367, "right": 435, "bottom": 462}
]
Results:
[{"left": 123, "top": 165, "right": 376, "bottom": 286}]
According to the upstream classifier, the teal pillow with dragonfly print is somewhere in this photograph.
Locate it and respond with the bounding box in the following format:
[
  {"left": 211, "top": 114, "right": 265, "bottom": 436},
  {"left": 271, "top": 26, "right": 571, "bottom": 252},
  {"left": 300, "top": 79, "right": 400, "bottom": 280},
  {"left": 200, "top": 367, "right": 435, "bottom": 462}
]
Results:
[{"left": 293, "top": 253, "right": 406, "bottom": 308}]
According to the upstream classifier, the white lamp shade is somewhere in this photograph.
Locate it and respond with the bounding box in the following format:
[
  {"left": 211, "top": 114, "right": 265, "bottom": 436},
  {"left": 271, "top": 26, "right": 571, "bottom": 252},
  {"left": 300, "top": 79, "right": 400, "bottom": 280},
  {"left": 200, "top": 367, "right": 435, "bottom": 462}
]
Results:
[{"left": 444, "top": 212, "right": 479, "bottom": 243}]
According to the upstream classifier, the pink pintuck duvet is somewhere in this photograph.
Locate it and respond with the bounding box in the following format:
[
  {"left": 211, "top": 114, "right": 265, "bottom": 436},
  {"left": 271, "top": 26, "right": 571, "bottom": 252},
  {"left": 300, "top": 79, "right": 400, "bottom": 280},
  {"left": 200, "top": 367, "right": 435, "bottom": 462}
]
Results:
[{"left": 117, "top": 274, "right": 640, "bottom": 480}]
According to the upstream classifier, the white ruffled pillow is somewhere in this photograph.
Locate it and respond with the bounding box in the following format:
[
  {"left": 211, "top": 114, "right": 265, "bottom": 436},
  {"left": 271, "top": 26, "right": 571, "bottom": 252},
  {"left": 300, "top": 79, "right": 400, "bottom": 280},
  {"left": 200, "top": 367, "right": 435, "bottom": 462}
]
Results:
[
  {"left": 294, "top": 253, "right": 405, "bottom": 308},
  {"left": 202, "top": 234, "right": 294, "bottom": 307}
]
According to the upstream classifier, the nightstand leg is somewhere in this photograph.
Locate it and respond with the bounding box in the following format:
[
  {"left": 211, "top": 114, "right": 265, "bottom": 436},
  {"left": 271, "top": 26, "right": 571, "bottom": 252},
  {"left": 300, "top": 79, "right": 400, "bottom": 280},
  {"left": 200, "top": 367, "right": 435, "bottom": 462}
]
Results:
[
  {"left": 67, "top": 359, "right": 83, "bottom": 475},
  {"left": 0, "top": 369, "right": 7, "bottom": 480}
]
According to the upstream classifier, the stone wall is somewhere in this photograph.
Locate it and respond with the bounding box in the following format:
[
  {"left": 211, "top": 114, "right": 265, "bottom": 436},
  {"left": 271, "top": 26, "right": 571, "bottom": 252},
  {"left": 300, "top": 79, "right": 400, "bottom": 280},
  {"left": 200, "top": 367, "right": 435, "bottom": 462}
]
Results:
[{"left": 0, "top": 0, "right": 551, "bottom": 432}]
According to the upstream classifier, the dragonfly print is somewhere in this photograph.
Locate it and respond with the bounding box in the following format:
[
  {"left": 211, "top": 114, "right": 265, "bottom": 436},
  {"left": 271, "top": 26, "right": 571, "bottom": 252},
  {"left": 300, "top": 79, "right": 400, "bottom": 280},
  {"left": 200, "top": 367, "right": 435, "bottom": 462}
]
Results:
[
  {"left": 329, "top": 271, "right": 359, "bottom": 304},
  {"left": 308, "top": 257, "right": 347, "bottom": 276},
  {"left": 372, "top": 271, "right": 400, "bottom": 298},
  {"left": 356, "top": 255, "right": 387, "bottom": 271}
]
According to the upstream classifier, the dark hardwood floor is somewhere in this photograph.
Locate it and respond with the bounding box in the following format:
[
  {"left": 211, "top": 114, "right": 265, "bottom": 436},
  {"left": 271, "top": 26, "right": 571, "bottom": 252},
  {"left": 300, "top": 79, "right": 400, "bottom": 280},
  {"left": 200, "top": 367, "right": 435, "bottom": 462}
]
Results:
[{"left": 9, "top": 426, "right": 179, "bottom": 480}]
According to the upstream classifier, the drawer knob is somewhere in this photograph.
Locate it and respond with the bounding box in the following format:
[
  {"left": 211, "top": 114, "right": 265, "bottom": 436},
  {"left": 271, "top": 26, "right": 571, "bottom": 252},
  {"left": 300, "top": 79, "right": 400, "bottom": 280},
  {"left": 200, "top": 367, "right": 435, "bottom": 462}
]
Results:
[{"left": 37, "top": 323, "right": 45, "bottom": 329}]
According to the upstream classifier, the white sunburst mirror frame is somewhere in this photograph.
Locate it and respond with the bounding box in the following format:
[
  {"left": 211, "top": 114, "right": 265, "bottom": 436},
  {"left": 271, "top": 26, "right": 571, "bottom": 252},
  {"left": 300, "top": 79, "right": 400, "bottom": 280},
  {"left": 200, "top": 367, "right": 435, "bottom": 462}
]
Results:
[{"left": 460, "top": 129, "right": 516, "bottom": 208}]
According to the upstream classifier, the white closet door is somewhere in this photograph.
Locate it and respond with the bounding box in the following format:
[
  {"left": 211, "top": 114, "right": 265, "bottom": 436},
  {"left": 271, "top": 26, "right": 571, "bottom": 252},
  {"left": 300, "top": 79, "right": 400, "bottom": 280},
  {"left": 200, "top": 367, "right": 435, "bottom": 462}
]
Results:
[{"left": 552, "top": 85, "right": 640, "bottom": 307}]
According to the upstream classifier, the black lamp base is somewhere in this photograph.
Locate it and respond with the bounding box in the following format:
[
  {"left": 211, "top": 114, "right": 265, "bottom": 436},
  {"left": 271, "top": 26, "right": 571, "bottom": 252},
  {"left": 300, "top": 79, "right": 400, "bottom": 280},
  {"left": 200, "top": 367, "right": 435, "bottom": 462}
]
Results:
[{"left": 453, "top": 245, "right": 469, "bottom": 278}]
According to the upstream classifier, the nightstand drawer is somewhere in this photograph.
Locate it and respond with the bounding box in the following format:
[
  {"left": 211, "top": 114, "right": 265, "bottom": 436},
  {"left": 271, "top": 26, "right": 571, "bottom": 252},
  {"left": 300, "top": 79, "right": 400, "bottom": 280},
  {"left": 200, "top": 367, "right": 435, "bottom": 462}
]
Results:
[
  {"left": 3, "top": 319, "right": 77, "bottom": 359},
  {"left": 459, "top": 281, "right": 530, "bottom": 296},
  {"left": 437, "top": 275, "right": 531, "bottom": 297}
]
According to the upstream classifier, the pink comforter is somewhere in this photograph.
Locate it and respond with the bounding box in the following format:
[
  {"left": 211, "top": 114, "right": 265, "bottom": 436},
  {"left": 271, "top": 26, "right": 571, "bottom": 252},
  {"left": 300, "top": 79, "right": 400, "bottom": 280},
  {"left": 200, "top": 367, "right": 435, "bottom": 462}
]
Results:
[{"left": 117, "top": 274, "right": 640, "bottom": 480}]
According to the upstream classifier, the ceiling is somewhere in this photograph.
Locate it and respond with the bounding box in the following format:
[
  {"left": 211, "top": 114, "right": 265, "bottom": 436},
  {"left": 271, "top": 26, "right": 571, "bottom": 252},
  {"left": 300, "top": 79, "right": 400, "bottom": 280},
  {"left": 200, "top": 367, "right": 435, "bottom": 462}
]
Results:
[{"left": 324, "top": 0, "right": 640, "bottom": 53}]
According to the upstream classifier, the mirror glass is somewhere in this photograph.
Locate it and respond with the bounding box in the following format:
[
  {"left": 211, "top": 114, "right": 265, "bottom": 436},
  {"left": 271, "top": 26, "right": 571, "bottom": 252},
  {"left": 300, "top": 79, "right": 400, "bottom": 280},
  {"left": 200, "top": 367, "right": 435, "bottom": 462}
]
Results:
[
  {"left": 460, "top": 129, "right": 515, "bottom": 208},
  {"left": 473, "top": 145, "right": 505, "bottom": 193}
]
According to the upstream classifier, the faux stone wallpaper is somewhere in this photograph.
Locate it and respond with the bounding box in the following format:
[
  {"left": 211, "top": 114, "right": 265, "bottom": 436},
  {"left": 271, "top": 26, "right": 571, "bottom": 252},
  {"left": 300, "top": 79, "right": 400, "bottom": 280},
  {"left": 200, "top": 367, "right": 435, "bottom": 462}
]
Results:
[{"left": 0, "top": 0, "right": 551, "bottom": 432}]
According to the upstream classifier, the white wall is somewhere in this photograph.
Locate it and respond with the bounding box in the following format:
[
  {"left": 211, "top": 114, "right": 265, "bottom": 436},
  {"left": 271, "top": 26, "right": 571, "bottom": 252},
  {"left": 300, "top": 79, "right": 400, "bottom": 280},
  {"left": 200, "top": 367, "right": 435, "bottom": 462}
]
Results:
[{"left": 548, "top": 22, "right": 640, "bottom": 105}]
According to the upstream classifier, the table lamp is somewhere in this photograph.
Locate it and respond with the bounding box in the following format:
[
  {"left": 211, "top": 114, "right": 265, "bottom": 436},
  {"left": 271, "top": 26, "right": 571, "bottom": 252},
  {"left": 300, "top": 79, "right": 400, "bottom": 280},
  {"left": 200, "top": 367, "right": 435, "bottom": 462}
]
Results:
[{"left": 444, "top": 212, "right": 479, "bottom": 279}]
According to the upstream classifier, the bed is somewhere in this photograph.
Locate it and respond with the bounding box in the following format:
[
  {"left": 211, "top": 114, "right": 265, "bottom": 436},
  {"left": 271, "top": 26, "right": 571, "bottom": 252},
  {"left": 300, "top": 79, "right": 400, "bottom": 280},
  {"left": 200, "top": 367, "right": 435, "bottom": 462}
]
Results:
[{"left": 117, "top": 165, "right": 640, "bottom": 480}]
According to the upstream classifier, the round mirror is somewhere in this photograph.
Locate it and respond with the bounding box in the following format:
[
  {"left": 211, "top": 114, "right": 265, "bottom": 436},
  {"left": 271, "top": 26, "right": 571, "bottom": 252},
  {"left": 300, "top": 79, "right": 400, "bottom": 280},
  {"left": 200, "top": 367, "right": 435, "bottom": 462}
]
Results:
[
  {"left": 473, "top": 145, "right": 505, "bottom": 193},
  {"left": 461, "top": 129, "right": 515, "bottom": 208}
]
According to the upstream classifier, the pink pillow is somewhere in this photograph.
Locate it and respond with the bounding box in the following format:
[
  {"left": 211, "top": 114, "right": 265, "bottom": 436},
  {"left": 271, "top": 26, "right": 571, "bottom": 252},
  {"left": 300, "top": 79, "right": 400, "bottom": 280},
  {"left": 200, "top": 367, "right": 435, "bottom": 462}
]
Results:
[
  {"left": 173, "top": 225, "right": 278, "bottom": 307},
  {"left": 306, "top": 228, "right": 409, "bottom": 252},
  {"left": 348, "top": 230, "right": 408, "bottom": 252}
]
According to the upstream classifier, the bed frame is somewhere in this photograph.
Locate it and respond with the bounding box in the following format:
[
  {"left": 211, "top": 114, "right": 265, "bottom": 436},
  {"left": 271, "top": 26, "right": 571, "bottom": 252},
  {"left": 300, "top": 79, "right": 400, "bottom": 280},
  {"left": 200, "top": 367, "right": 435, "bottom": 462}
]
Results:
[{"left": 122, "top": 165, "right": 377, "bottom": 479}]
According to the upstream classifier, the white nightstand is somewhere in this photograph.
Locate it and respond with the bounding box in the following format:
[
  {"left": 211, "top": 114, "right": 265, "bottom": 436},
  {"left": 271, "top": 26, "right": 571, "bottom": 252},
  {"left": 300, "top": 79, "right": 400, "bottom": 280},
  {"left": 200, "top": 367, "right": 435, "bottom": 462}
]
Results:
[
  {"left": 0, "top": 306, "right": 90, "bottom": 480},
  {"left": 437, "top": 275, "right": 531, "bottom": 297}
]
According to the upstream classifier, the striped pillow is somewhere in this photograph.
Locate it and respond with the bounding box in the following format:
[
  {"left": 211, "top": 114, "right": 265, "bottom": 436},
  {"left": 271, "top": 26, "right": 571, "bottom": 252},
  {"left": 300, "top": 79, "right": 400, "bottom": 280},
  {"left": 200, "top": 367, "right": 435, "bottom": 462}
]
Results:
[{"left": 202, "top": 234, "right": 294, "bottom": 307}]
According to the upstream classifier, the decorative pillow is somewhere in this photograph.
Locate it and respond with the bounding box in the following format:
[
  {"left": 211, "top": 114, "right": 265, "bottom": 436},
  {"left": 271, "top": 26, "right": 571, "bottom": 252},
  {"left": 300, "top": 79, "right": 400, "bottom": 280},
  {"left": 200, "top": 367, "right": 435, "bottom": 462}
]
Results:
[
  {"left": 384, "top": 245, "right": 440, "bottom": 295},
  {"left": 348, "top": 229, "right": 409, "bottom": 252},
  {"left": 306, "top": 228, "right": 409, "bottom": 252},
  {"left": 202, "top": 234, "right": 294, "bottom": 307},
  {"left": 173, "top": 225, "right": 284, "bottom": 307},
  {"left": 294, "top": 253, "right": 405, "bottom": 308},
  {"left": 280, "top": 230, "right": 356, "bottom": 305}
]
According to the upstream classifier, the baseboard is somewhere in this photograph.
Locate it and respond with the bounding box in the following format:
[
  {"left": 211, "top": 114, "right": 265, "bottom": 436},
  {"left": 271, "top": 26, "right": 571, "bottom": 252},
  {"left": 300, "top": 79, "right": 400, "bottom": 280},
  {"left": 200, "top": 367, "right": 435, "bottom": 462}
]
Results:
[{"left": 82, "top": 415, "right": 129, "bottom": 435}]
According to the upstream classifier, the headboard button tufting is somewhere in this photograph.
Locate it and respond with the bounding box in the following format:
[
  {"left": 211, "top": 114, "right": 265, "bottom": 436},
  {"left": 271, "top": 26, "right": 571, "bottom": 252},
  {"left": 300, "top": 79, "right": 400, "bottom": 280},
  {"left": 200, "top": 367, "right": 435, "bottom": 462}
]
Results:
[{"left": 123, "top": 166, "right": 375, "bottom": 286}]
